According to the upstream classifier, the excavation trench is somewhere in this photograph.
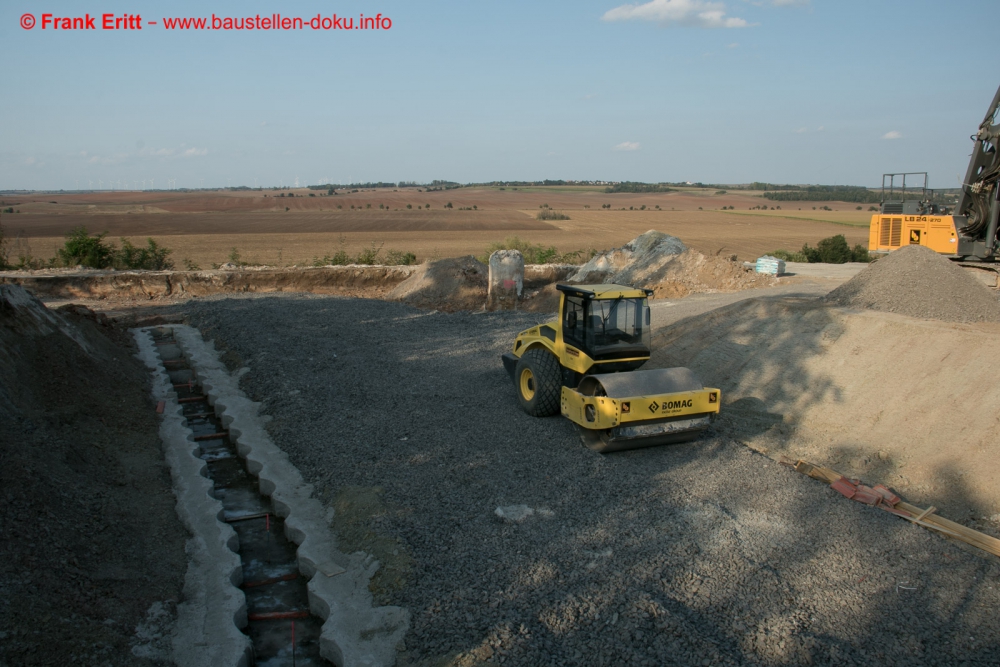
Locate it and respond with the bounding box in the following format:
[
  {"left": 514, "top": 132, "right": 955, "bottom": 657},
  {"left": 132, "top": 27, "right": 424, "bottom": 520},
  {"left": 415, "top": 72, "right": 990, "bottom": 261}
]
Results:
[{"left": 149, "top": 326, "right": 329, "bottom": 666}]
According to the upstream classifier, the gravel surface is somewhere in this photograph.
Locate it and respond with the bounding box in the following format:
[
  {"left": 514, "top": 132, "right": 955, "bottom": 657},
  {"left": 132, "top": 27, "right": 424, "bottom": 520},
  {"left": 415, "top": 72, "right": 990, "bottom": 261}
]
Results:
[
  {"left": 825, "top": 245, "right": 1000, "bottom": 323},
  {"left": 185, "top": 293, "right": 1000, "bottom": 667}
]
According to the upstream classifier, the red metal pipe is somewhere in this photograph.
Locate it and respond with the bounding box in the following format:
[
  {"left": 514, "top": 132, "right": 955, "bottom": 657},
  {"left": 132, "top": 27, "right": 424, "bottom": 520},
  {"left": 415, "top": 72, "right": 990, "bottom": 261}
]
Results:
[{"left": 224, "top": 512, "right": 270, "bottom": 523}]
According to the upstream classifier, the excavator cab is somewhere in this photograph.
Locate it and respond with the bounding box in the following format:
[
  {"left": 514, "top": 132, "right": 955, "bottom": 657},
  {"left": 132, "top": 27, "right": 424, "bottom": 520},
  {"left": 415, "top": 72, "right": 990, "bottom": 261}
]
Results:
[{"left": 502, "top": 284, "right": 720, "bottom": 453}]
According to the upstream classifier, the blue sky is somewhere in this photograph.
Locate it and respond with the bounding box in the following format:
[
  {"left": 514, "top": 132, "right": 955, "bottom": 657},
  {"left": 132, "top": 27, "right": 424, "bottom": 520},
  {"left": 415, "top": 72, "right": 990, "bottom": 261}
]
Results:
[{"left": 2, "top": 0, "right": 996, "bottom": 190}]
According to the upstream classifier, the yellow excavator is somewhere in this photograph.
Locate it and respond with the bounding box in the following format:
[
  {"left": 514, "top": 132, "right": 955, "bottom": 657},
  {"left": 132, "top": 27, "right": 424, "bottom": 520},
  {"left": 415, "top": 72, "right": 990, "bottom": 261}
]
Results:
[
  {"left": 502, "top": 283, "right": 720, "bottom": 453},
  {"left": 869, "top": 84, "right": 1000, "bottom": 261}
]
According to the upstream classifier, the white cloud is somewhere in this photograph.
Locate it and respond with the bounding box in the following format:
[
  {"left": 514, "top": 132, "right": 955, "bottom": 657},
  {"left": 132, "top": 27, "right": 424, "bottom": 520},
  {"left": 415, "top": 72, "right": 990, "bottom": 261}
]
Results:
[
  {"left": 770, "top": 0, "right": 809, "bottom": 6},
  {"left": 793, "top": 127, "right": 808, "bottom": 134},
  {"left": 182, "top": 147, "right": 208, "bottom": 157},
  {"left": 727, "top": 42, "right": 739, "bottom": 48},
  {"left": 602, "top": 0, "right": 752, "bottom": 28},
  {"left": 882, "top": 131, "right": 902, "bottom": 140},
  {"left": 613, "top": 141, "right": 641, "bottom": 151},
  {"left": 139, "top": 147, "right": 175, "bottom": 157}
]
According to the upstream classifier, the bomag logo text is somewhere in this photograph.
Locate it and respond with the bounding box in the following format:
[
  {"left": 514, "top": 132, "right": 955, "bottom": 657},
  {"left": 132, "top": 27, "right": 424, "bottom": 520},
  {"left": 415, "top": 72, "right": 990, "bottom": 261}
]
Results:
[{"left": 665, "top": 400, "right": 693, "bottom": 409}]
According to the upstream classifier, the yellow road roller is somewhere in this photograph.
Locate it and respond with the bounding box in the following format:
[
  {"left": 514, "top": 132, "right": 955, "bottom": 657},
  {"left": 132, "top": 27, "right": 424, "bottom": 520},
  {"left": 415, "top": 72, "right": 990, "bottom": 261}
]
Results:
[{"left": 501, "top": 283, "right": 720, "bottom": 452}]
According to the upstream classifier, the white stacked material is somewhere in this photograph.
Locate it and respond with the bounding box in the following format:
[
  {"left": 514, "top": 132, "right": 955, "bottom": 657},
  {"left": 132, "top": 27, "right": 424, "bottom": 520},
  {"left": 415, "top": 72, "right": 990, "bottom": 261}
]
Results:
[{"left": 755, "top": 255, "right": 786, "bottom": 276}]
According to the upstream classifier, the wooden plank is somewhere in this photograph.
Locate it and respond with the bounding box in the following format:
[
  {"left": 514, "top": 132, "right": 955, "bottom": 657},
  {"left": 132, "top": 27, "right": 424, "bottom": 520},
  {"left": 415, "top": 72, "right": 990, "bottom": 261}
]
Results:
[
  {"left": 896, "top": 501, "right": 1000, "bottom": 557},
  {"left": 786, "top": 458, "right": 1000, "bottom": 559}
]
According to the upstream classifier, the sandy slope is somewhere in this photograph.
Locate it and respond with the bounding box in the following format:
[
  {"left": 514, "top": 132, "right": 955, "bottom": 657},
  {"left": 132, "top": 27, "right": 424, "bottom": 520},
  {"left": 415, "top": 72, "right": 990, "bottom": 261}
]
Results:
[{"left": 651, "top": 296, "right": 1000, "bottom": 521}]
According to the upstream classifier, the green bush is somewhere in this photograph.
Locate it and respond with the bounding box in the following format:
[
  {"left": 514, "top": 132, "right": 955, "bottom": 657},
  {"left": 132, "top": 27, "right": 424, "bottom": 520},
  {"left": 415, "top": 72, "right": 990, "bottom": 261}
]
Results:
[
  {"left": 58, "top": 226, "right": 115, "bottom": 268},
  {"left": 312, "top": 240, "right": 417, "bottom": 266},
  {"left": 478, "top": 236, "right": 594, "bottom": 265},
  {"left": 384, "top": 249, "right": 417, "bottom": 265},
  {"left": 770, "top": 249, "right": 809, "bottom": 263},
  {"left": 355, "top": 242, "right": 383, "bottom": 265},
  {"left": 772, "top": 234, "right": 871, "bottom": 264},
  {"left": 536, "top": 209, "right": 570, "bottom": 221},
  {"left": 114, "top": 238, "right": 174, "bottom": 270},
  {"left": 55, "top": 227, "right": 174, "bottom": 270},
  {"left": 812, "top": 234, "right": 853, "bottom": 263}
]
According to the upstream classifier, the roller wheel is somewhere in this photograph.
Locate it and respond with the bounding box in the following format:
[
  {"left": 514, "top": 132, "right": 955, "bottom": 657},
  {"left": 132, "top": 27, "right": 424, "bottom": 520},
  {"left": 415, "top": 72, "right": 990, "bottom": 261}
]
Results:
[{"left": 514, "top": 349, "right": 561, "bottom": 417}]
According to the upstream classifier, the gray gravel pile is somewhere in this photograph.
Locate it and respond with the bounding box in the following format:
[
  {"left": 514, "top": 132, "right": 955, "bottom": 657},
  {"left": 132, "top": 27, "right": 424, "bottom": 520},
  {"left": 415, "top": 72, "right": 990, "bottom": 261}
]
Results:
[
  {"left": 825, "top": 245, "right": 1000, "bottom": 322},
  {"left": 186, "top": 294, "right": 1000, "bottom": 666}
]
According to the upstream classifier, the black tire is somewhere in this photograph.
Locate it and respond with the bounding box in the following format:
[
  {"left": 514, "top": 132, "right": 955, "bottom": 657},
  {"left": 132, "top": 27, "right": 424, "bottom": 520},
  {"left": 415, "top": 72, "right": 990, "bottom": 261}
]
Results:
[{"left": 514, "top": 348, "right": 561, "bottom": 417}]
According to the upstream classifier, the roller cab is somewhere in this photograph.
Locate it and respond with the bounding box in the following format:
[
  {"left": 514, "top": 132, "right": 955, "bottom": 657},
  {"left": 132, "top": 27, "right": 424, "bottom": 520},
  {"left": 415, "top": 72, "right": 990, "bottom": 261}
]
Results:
[{"left": 501, "top": 283, "right": 720, "bottom": 452}]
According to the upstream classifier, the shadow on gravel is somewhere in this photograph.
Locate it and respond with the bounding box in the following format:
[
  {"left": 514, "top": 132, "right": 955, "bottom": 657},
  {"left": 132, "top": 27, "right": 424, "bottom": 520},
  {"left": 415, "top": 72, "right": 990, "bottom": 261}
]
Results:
[{"left": 175, "top": 293, "right": 1000, "bottom": 667}]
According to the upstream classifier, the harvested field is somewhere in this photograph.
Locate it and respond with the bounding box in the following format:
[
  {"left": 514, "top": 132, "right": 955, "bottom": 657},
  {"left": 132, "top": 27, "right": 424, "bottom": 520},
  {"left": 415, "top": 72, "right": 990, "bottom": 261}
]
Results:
[
  {"left": 176, "top": 292, "right": 1000, "bottom": 667},
  {"left": 9, "top": 209, "right": 555, "bottom": 237},
  {"left": 4, "top": 187, "right": 868, "bottom": 269}
]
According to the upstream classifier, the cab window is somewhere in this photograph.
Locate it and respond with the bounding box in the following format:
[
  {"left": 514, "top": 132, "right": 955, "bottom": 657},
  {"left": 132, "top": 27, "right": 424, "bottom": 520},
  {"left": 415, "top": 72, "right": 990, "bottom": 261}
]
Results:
[{"left": 563, "top": 296, "right": 585, "bottom": 347}]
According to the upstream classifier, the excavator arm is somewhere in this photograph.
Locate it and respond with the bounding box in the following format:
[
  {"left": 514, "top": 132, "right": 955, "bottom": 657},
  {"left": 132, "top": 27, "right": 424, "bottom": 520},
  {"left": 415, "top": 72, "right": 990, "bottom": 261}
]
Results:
[{"left": 956, "top": 84, "right": 1000, "bottom": 250}]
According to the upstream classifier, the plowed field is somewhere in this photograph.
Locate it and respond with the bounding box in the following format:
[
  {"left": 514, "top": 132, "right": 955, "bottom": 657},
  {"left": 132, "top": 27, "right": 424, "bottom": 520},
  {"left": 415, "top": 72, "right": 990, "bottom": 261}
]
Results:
[{"left": 1, "top": 187, "right": 869, "bottom": 267}]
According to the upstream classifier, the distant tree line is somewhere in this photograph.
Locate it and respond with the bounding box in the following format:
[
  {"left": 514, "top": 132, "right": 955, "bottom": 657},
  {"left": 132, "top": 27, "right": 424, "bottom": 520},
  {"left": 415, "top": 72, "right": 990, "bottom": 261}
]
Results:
[
  {"left": 604, "top": 182, "right": 676, "bottom": 194},
  {"left": 762, "top": 186, "right": 881, "bottom": 203},
  {"left": 308, "top": 181, "right": 399, "bottom": 190}
]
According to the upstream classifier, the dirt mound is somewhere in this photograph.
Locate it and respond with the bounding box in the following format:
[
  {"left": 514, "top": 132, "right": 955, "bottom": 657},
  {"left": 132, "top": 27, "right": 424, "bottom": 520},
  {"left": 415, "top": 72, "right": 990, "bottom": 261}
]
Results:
[
  {"left": 571, "top": 230, "right": 687, "bottom": 284},
  {"left": 387, "top": 255, "right": 488, "bottom": 311},
  {"left": 0, "top": 285, "right": 186, "bottom": 664},
  {"left": 646, "top": 250, "right": 775, "bottom": 298},
  {"left": 568, "top": 230, "right": 774, "bottom": 298},
  {"left": 516, "top": 253, "right": 774, "bottom": 312},
  {"left": 651, "top": 296, "right": 1000, "bottom": 522},
  {"left": 825, "top": 245, "right": 1000, "bottom": 323}
]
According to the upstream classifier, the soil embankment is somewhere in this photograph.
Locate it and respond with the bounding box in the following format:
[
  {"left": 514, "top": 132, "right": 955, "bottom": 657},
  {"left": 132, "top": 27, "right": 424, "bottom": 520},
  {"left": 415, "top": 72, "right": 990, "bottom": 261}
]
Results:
[
  {"left": 0, "top": 286, "right": 187, "bottom": 665},
  {"left": 0, "top": 264, "right": 416, "bottom": 301},
  {"left": 651, "top": 249, "right": 1000, "bottom": 521},
  {"left": 1, "top": 233, "right": 774, "bottom": 313}
]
